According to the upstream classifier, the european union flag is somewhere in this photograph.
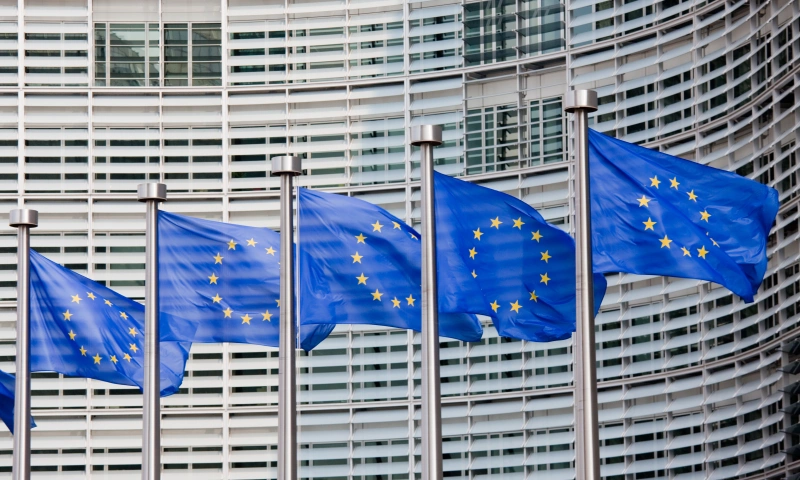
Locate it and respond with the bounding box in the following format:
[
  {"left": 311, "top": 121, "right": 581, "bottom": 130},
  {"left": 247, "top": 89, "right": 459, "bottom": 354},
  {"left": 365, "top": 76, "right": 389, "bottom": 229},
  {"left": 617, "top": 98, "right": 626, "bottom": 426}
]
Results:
[
  {"left": 589, "top": 129, "right": 780, "bottom": 302},
  {"left": 158, "top": 211, "right": 333, "bottom": 350},
  {"left": 29, "top": 250, "right": 190, "bottom": 396},
  {"left": 434, "top": 172, "right": 607, "bottom": 342},
  {"left": 298, "top": 188, "right": 483, "bottom": 342},
  {"left": 0, "top": 370, "right": 35, "bottom": 433}
]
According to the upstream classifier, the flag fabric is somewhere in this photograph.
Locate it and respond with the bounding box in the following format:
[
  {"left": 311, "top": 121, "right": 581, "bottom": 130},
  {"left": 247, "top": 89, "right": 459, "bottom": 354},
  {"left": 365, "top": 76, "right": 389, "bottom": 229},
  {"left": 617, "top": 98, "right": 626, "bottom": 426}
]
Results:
[
  {"left": 433, "top": 172, "right": 608, "bottom": 342},
  {"left": 0, "top": 370, "right": 35, "bottom": 433},
  {"left": 158, "top": 211, "right": 334, "bottom": 350},
  {"left": 298, "top": 188, "right": 484, "bottom": 342},
  {"left": 588, "top": 129, "right": 780, "bottom": 302},
  {"left": 29, "top": 250, "right": 190, "bottom": 396}
]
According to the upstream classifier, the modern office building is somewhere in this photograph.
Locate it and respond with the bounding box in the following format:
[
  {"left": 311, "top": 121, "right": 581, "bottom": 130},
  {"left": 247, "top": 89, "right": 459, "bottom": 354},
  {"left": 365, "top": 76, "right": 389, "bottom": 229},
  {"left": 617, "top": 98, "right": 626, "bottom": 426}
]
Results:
[{"left": 0, "top": 0, "right": 796, "bottom": 477}]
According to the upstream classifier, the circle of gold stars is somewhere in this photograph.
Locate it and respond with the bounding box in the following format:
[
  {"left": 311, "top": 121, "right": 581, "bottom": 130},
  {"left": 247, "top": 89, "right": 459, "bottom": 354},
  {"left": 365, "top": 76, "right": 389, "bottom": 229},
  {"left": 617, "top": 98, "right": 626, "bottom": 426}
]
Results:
[
  {"left": 64, "top": 292, "right": 140, "bottom": 367},
  {"left": 351, "top": 218, "right": 417, "bottom": 309},
  {"left": 209, "top": 237, "right": 278, "bottom": 325},
  {"left": 469, "top": 215, "right": 550, "bottom": 315},
  {"left": 643, "top": 175, "right": 717, "bottom": 260}
]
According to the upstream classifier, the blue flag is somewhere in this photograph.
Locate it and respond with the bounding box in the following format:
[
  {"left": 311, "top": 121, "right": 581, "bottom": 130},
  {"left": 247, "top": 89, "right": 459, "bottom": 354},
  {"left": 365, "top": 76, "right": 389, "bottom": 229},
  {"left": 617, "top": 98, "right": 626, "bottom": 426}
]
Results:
[
  {"left": 29, "top": 250, "right": 190, "bottom": 396},
  {"left": 434, "top": 172, "right": 607, "bottom": 342},
  {"left": 0, "top": 370, "right": 35, "bottom": 433},
  {"left": 589, "top": 129, "right": 779, "bottom": 302},
  {"left": 158, "top": 211, "right": 333, "bottom": 350},
  {"left": 298, "top": 188, "right": 483, "bottom": 342}
]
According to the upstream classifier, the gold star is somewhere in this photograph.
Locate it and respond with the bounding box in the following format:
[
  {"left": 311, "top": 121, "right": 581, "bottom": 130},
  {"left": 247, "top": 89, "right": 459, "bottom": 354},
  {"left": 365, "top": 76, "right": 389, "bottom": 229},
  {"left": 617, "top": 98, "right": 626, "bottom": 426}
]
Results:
[
  {"left": 265, "top": 246, "right": 276, "bottom": 256},
  {"left": 371, "top": 289, "right": 383, "bottom": 301},
  {"left": 681, "top": 247, "right": 691, "bottom": 257},
  {"left": 241, "top": 314, "right": 252, "bottom": 325},
  {"left": 410, "top": 233, "right": 418, "bottom": 240},
  {"left": 123, "top": 353, "right": 131, "bottom": 362},
  {"left": 650, "top": 175, "right": 661, "bottom": 188},
  {"left": 246, "top": 238, "right": 257, "bottom": 247},
  {"left": 711, "top": 238, "right": 719, "bottom": 247},
  {"left": 637, "top": 195, "right": 650, "bottom": 207},
  {"left": 129, "top": 327, "right": 137, "bottom": 337},
  {"left": 356, "top": 273, "right": 368, "bottom": 285},
  {"left": 490, "top": 300, "right": 500, "bottom": 312},
  {"left": 391, "top": 297, "right": 401, "bottom": 308},
  {"left": 512, "top": 217, "right": 525, "bottom": 229},
  {"left": 392, "top": 221, "right": 401, "bottom": 230},
  {"left": 110, "top": 355, "right": 118, "bottom": 364},
  {"left": 540, "top": 273, "right": 550, "bottom": 285},
  {"left": 228, "top": 239, "right": 237, "bottom": 250},
  {"left": 473, "top": 228, "right": 483, "bottom": 240},
  {"left": 490, "top": 217, "right": 502, "bottom": 229},
  {"left": 209, "top": 273, "right": 219, "bottom": 284},
  {"left": 372, "top": 220, "right": 383, "bottom": 232},
  {"left": 129, "top": 344, "right": 138, "bottom": 353},
  {"left": 687, "top": 190, "right": 698, "bottom": 202},
  {"left": 87, "top": 292, "right": 96, "bottom": 300},
  {"left": 406, "top": 294, "right": 415, "bottom": 306},
  {"left": 212, "top": 294, "right": 222, "bottom": 303},
  {"left": 355, "top": 233, "right": 367, "bottom": 244},
  {"left": 120, "top": 312, "right": 128, "bottom": 320},
  {"left": 471, "top": 270, "right": 477, "bottom": 278},
  {"left": 63, "top": 310, "right": 73, "bottom": 321},
  {"left": 540, "top": 251, "right": 551, "bottom": 263},
  {"left": 510, "top": 300, "right": 522, "bottom": 313},
  {"left": 700, "top": 210, "right": 711, "bottom": 222},
  {"left": 529, "top": 291, "right": 538, "bottom": 302},
  {"left": 659, "top": 235, "right": 672, "bottom": 248},
  {"left": 71, "top": 294, "right": 81, "bottom": 304},
  {"left": 697, "top": 246, "right": 709, "bottom": 259},
  {"left": 670, "top": 177, "right": 679, "bottom": 189},
  {"left": 79, "top": 346, "right": 87, "bottom": 356},
  {"left": 468, "top": 247, "right": 477, "bottom": 259},
  {"left": 104, "top": 299, "right": 113, "bottom": 306},
  {"left": 214, "top": 253, "right": 223, "bottom": 263},
  {"left": 351, "top": 252, "right": 363, "bottom": 263},
  {"left": 223, "top": 307, "right": 233, "bottom": 318},
  {"left": 532, "top": 231, "right": 542, "bottom": 242},
  {"left": 93, "top": 353, "right": 101, "bottom": 364},
  {"left": 262, "top": 310, "right": 272, "bottom": 321},
  {"left": 68, "top": 330, "right": 76, "bottom": 340},
  {"left": 276, "top": 299, "right": 280, "bottom": 307},
  {"left": 643, "top": 218, "right": 656, "bottom": 231}
]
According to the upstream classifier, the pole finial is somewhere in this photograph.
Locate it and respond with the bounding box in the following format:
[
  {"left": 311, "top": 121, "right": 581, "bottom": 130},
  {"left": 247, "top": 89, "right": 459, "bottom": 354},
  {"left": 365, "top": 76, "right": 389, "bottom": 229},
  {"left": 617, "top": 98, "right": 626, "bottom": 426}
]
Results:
[
  {"left": 564, "top": 89, "right": 598, "bottom": 113},
  {"left": 410, "top": 125, "right": 443, "bottom": 146},
  {"left": 9, "top": 209, "right": 38, "bottom": 228},
  {"left": 271, "top": 156, "right": 302, "bottom": 176},
  {"left": 137, "top": 183, "right": 167, "bottom": 202}
]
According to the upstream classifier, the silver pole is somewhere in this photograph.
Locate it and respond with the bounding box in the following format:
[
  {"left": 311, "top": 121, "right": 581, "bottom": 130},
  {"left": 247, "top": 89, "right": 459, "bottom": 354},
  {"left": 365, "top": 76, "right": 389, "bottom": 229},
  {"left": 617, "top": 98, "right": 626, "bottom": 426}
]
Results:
[
  {"left": 271, "top": 156, "right": 301, "bottom": 480},
  {"left": 565, "top": 89, "right": 600, "bottom": 480},
  {"left": 137, "top": 183, "right": 167, "bottom": 480},
  {"left": 10, "top": 208, "right": 37, "bottom": 480},
  {"left": 410, "top": 125, "right": 443, "bottom": 480}
]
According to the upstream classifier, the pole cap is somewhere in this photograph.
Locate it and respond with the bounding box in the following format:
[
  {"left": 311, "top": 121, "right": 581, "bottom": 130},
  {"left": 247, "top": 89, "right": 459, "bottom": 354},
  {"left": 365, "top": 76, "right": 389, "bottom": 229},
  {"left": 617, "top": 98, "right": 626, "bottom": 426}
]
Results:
[
  {"left": 271, "top": 156, "right": 302, "bottom": 176},
  {"left": 564, "top": 89, "right": 598, "bottom": 113},
  {"left": 137, "top": 183, "right": 167, "bottom": 202},
  {"left": 410, "top": 125, "right": 443, "bottom": 146},
  {"left": 9, "top": 209, "right": 38, "bottom": 228}
]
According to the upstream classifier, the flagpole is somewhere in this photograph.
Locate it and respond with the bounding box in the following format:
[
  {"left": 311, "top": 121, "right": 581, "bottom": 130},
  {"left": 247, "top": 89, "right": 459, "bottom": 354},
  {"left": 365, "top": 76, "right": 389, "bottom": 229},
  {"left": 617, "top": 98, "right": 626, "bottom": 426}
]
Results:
[
  {"left": 411, "top": 125, "right": 443, "bottom": 480},
  {"left": 271, "top": 156, "right": 301, "bottom": 480},
  {"left": 10, "top": 208, "right": 37, "bottom": 480},
  {"left": 137, "top": 183, "right": 167, "bottom": 480},
  {"left": 565, "top": 89, "right": 600, "bottom": 480}
]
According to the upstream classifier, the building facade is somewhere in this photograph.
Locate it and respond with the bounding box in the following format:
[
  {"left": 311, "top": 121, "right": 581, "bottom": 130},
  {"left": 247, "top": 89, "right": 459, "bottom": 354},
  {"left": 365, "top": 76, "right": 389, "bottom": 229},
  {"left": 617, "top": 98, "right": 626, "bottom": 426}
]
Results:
[{"left": 0, "top": 0, "right": 797, "bottom": 477}]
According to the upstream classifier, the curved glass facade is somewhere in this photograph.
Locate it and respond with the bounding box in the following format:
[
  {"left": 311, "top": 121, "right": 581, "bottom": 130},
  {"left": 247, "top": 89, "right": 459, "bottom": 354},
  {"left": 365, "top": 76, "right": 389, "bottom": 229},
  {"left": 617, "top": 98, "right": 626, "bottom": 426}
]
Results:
[{"left": 0, "top": 0, "right": 797, "bottom": 477}]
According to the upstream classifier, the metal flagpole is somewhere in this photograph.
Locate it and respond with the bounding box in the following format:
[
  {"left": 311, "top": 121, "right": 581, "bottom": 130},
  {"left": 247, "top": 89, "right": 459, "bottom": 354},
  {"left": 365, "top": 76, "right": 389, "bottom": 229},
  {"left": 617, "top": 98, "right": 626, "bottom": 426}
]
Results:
[
  {"left": 565, "top": 89, "right": 600, "bottom": 480},
  {"left": 271, "top": 155, "right": 301, "bottom": 480},
  {"left": 137, "top": 183, "right": 167, "bottom": 480},
  {"left": 410, "top": 125, "right": 443, "bottom": 480},
  {"left": 10, "top": 208, "right": 37, "bottom": 480}
]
